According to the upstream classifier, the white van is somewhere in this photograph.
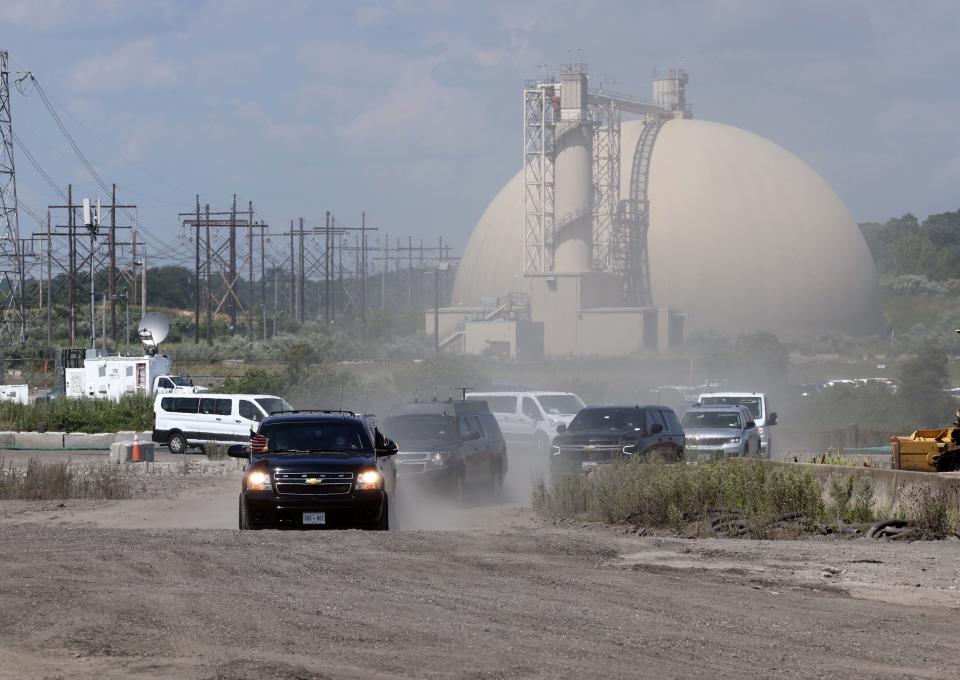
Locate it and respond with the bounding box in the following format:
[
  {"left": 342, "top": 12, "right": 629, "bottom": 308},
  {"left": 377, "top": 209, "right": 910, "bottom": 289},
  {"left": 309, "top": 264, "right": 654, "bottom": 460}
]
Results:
[
  {"left": 152, "top": 393, "right": 292, "bottom": 454},
  {"left": 465, "top": 391, "right": 585, "bottom": 455},
  {"left": 697, "top": 392, "right": 777, "bottom": 457}
]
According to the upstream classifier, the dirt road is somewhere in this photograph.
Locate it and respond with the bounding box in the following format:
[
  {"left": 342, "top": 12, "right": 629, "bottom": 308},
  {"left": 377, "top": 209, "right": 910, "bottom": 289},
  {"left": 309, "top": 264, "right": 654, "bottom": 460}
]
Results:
[{"left": 0, "top": 452, "right": 958, "bottom": 679}]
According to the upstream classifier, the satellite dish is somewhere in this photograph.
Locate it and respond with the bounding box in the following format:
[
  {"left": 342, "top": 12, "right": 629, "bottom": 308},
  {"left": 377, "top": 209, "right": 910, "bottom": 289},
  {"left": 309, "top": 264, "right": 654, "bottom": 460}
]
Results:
[{"left": 138, "top": 312, "right": 170, "bottom": 355}]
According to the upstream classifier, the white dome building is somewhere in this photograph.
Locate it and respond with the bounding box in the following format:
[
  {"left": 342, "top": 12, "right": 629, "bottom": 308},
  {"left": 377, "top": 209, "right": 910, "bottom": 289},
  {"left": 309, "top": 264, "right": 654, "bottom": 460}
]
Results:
[{"left": 438, "top": 69, "right": 882, "bottom": 358}]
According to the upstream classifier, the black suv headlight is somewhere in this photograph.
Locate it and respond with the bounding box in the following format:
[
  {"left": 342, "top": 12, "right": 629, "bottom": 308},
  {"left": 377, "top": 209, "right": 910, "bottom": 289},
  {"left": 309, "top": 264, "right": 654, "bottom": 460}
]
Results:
[
  {"left": 246, "top": 469, "right": 272, "bottom": 491},
  {"left": 622, "top": 442, "right": 638, "bottom": 455},
  {"left": 355, "top": 469, "right": 382, "bottom": 490},
  {"left": 551, "top": 444, "right": 561, "bottom": 455}
]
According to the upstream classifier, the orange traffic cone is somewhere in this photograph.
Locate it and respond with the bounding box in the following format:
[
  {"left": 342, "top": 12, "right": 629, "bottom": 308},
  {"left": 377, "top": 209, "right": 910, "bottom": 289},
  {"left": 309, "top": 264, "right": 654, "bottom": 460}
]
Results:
[{"left": 132, "top": 432, "right": 142, "bottom": 462}]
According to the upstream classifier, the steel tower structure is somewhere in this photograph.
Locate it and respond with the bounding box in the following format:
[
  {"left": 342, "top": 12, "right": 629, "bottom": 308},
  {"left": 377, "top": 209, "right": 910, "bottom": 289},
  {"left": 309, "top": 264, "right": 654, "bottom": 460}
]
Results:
[
  {"left": 0, "top": 49, "right": 26, "bottom": 380},
  {"left": 522, "top": 65, "right": 691, "bottom": 305}
]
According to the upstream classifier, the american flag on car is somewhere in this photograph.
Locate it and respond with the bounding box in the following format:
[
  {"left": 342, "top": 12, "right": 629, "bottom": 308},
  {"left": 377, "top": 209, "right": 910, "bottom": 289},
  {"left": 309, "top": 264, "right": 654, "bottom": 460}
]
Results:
[{"left": 251, "top": 432, "right": 268, "bottom": 453}]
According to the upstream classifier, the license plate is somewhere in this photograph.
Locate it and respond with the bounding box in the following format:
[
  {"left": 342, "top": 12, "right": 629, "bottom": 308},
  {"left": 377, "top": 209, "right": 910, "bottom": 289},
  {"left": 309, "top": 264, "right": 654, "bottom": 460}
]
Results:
[
  {"left": 303, "top": 512, "right": 326, "bottom": 525},
  {"left": 581, "top": 461, "right": 598, "bottom": 470}
]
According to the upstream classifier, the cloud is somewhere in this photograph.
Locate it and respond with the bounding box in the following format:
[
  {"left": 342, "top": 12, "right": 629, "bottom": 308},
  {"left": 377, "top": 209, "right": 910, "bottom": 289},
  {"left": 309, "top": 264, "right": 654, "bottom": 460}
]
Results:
[
  {"left": 232, "top": 100, "right": 328, "bottom": 146},
  {"left": 0, "top": 0, "right": 72, "bottom": 29},
  {"left": 69, "top": 39, "right": 177, "bottom": 91}
]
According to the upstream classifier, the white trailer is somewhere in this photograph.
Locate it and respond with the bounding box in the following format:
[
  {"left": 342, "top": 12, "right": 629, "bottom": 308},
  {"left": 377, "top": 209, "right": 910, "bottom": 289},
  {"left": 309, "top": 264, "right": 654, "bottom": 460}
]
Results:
[
  {"left": 0, "top": 384, "right": 29, "bottom": 405},
  {"left": 65, "top": 354, "right": 173, "bottom": 401}
]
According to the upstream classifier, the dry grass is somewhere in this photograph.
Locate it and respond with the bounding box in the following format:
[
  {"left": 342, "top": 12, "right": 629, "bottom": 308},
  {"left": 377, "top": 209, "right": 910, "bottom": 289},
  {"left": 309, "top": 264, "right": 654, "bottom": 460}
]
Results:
[
  {"left": 533, "top": 459, "right": 825, "bottom": 537},
  {"left": 0, "top": 458, "right": 140, "bottom": 500}
]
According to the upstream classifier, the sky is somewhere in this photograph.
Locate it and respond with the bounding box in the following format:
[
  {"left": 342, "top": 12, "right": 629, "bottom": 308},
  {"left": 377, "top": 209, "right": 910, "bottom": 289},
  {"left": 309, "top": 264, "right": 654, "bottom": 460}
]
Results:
[{"left": 2, "top": 0, "right": 959, "bottom": 267}]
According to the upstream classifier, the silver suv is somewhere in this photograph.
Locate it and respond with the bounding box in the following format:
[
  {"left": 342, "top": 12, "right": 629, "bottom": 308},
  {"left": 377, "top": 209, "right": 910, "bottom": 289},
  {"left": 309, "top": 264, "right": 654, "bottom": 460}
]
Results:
[{"left": 680, "top": 404, "right": 761, "bottom": 461}]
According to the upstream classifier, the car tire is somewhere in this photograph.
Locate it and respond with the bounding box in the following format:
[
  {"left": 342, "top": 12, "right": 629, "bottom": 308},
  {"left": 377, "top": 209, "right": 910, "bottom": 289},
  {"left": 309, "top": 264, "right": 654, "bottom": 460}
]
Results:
[
  {"left": 374, "top": 496, "right": 390, "bottom": 531},
  {"left": 489, "top": 459, "right": 505, "bottom": 498},
  {"left": 453, "top": 466, "right": 467, "bottom": 504},
  {"left": 168, "top": 431, "right": 187, "bottom": 455},
  {"left": 239, "top": 495, "right": 258, "bottom": 530}
]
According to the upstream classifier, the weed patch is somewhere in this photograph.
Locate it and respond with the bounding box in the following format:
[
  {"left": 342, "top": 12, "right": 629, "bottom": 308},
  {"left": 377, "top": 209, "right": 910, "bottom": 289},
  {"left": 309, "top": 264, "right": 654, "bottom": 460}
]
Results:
[{"left": 0, "top": 458, "right": 140, "bottom": 500}]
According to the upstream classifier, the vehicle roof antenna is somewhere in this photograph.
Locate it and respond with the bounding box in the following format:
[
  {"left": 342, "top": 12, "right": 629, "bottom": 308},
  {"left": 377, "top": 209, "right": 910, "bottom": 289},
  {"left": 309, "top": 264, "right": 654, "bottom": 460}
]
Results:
[{"left": 339, "top": 387, "right": 344, "bottom": 412}]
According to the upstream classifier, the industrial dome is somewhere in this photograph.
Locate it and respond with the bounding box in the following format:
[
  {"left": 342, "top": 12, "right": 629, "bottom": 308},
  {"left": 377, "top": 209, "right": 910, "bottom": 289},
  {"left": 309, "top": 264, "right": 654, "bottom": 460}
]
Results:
[{"left": 452, "top": 118, "right": 883, "bottom": 339}]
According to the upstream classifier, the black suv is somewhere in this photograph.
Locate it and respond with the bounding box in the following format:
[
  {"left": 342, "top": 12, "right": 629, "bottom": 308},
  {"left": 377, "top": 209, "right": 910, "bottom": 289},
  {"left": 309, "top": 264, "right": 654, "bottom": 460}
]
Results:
[
  {"left": 380, "top": 400, "right": 507, "bottom": 498},
  {"left": 550, "top": 405, "right": 685, "bottom": 476},
  {"left": 229, "top": 411, "right": 397, "bottom": 530}
]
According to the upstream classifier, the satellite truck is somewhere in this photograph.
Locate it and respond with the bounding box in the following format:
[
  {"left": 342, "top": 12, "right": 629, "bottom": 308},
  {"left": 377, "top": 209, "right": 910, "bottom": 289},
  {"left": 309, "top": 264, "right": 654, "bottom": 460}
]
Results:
[{"left": 60, "top": 312, "right": 208, "bottom": 402}]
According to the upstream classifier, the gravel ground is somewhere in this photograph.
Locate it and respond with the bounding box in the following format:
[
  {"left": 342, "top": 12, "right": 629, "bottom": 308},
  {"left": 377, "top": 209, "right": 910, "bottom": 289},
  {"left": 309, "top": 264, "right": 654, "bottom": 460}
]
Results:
[{"left": 0, "top": 451, "right": 958, "bottom": 679}]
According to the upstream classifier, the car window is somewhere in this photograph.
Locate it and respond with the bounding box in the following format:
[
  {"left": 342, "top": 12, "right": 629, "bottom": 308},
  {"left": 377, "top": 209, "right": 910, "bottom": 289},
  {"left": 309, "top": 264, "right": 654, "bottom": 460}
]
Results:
[
  {"left": 459, "top": 415, "right": 483, "bottom": 438},
  {"left": 201, "top": 398, "right": 232, "bottom": 416},
  {"left": 522, "top": 397, "right": 542, "bottom": 421},
  {"left": 258, "top": 422, "right": 370, "bottom": 453},
  {"left": 681, "top": 410, "right": 743, "bottom": 429},
  {"left": 647, "top": 409, "right": 667, "bottom": 431},
  {"left": 472, "top": 396, "right": 517, "bottom": 414},
  {"left": 568, "top": 408, "right": 642, "bottom": 431},
  {"left": 160, "top": 378, "right": 174, "bottom": 389},
  {"left": 700, "top": 396, "right": 762, "bottom": 420},
  {"left": 661, "top": 409, "right": 682, "bottom": 433},
  {"left": 239, "top": 400, "right": 262, "bottom": 422},
  {"left": 478, "top": 414, "right": 502, "bottom": 441},
  {"left": 163, "top": 397, "right": 198, "bottom": 414},
  {"left": 382, "top": 415, "right": 457, "bottom": 447}
]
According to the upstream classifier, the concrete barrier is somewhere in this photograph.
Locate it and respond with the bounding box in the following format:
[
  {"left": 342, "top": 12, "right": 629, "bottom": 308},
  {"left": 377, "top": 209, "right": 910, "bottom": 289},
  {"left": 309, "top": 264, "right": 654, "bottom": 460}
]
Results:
[
  {"left": 762, "top": 459, "right": 960, "bottom": 509},
  {"left": 64, "top": 433, "right": 114, "bottom": 449},
  {"left": 0, "top": 432, "right": 14, "bottom": 446},
  {"left": 112, "top": 431, "right": 153, "bottom": 444},
  {"left": 12, "top": 432, "right": 65, "bottom": 449},
  {"left": 109, "top": 441, "right": 155, "bottom": 463}
]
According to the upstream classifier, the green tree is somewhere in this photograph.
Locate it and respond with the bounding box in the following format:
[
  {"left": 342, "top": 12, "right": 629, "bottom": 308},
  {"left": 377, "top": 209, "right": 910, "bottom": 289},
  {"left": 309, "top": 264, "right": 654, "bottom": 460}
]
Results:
[{"left": 897, "top": 346, "right": 954, "bottom": 427}]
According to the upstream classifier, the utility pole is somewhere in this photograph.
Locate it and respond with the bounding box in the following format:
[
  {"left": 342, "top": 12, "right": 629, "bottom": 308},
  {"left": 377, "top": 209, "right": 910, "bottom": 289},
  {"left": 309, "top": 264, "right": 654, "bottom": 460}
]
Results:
[
  {"left": 68, "top": 184, "right": 76, "bottom": 344},
  {"left": 247, "top": 201, "right": 254, "bottom": 337},
  {"left": 289, "top": 220, "right": 295, "bottom": 320},
  {"left": 140, "top": 244, "right": 146, "bottom": 318},
  {"left": 259, "top": 223, "right": 266, "bottom": 340},
  {"left": 360, "top": 212, "right": 367, "bottom": 331},
  {"left": 228, "top": 194, "right": 237, "bottom": 335},
  {"left": 193, "top": 195, "right": 200, "bottom": 344},
  {"left": 324, "top": 211, "right": 331, "bottom": 323},
  {"left": 204, "top": 204, "right": 212, "bottom": 345},
  {"left": 109, "top": 184, "right": 117, "bottom": 346},
  {"left": 298, "top": 216, "right": 305, "bottom": 323}
]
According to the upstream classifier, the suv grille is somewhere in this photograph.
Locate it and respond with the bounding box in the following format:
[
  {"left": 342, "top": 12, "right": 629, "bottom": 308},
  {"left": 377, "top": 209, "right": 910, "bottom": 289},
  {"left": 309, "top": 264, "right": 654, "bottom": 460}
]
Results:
[{"left": 274, "top": 471, "right": 354, "bottom": 496}]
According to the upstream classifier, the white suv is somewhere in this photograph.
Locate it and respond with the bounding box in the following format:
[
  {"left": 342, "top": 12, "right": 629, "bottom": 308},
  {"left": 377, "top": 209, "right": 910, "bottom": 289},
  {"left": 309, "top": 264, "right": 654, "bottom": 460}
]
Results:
[
  {"left": 466, "top": 391, "right": 585, "bottom": 455},
  {"left": 697, "top": 392, "right": 777, "bottom": 458}
]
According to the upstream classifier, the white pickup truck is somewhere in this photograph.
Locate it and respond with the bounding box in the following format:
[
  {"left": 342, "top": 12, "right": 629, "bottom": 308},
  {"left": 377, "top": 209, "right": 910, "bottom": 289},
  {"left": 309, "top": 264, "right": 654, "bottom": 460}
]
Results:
[{"left": 153, "top": 375, "right": 209, "bottom": 394}]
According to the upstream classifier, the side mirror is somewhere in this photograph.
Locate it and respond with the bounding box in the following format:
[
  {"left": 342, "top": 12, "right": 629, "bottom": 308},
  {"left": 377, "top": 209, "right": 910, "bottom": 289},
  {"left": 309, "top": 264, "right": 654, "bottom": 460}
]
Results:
[
  {"left": 227, "top": 444, "right": 250, "bottom": 459},
  {"left": 768, "top": 412, "right": 778, "bottom": 426},
  {"left": 556, "top": 423, "right": 567, "bottom": 434},
  {"left": 649, "top": 423, "right": 664, "bottom": 435},
  {"left": 377, "top": 441, "right": 398, "bottom": 457},
  {"left": 462, "top": 430, "right": 482, "bottom": 442},
  {"left": 745, "top": 421, "right": 756, "bottom": 429}
]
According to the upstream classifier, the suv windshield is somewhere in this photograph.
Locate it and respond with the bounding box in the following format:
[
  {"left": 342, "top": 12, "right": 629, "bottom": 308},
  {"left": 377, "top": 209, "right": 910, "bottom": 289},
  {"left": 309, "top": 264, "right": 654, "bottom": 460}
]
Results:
[
  {"left": 256, "top": 397, "right": 294, "bottom": 415},
  {"left": 568, "top": 408, "right": 642, "bottom": 432},
  {"left": 382, "top": 415, "right": 458, "bottom": 448},
  {"left": 701, "top": 396, "right": 762, "bottom": 419},
  {"left": 171, "top": 376, "right": 192, "bottom": 387},
  {"left": 682, "top": 410, "right": 743, "bottom": 429},
  {"left": 258, "top": 422, "right": 370, "bottom": 453},
  {"left": 536, "top": 394, "right": 583, "bottom": 415}
]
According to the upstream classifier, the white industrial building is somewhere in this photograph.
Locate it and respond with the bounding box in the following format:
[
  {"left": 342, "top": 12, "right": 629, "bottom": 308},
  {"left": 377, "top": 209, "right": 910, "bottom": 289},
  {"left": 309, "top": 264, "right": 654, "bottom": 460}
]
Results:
[{"left": 432, "top": 66, "right": 882, "bottom": 359}]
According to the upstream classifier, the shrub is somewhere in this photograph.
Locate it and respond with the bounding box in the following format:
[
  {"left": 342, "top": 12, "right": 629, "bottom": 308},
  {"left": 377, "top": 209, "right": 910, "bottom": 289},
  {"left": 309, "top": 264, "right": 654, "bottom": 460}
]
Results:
[
  {"left": 906, "top": 485, "right": 953, "bottom": 539},
  {"left": 0, "top": 458, "right": 136, "bottom": 499},
  {"left": 533, "top": 459, "right": 825, "bottom": 536},
  {"left": 827, "top": 475, "right": 875, "bottom": 524},
  {"left": 0, "top": 394, "right": 153, "bottom": 433}
]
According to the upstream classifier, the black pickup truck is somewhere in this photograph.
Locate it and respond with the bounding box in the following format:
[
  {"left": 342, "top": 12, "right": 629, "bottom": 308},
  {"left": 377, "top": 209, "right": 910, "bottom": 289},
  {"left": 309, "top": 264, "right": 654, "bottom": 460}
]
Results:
[{"left": 230, "top": 411, "right": 397, "bottom": 530}]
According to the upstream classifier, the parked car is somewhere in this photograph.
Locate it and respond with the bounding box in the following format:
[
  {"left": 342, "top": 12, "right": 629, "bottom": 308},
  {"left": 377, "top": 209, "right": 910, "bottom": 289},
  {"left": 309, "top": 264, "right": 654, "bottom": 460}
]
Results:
[
  {"left": 681, "top": 404, "right": 761, "bottom": 460},
  {"left": 380, "top": 399, "right": 507, "bottom": 498},
  {"left": 465, "top": 391, "right": 585, "bottom": 455},
  {"left": 229, "top": 410, "right": 397, "bottom": 530},
  {"left": 698, "top": 392, "right": 777, "bottom": 457},
  {"left": 153, "top": 393, "right": 293, "bottom": 454},
  {"left": 549, "top": 405, "right": 685, "bottom": 477}
]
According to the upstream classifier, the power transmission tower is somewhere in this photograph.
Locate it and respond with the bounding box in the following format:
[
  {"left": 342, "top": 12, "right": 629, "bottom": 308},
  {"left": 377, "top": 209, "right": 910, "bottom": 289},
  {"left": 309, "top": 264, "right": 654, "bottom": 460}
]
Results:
[{"left": 0, "top": 49, "right": 26, "bottom": 381}]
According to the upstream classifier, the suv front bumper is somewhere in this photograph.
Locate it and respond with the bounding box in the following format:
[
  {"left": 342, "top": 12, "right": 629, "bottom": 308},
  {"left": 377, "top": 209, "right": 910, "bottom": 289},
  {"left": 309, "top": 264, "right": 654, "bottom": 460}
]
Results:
[{"left": 243, "top": 490, "right": 385, "bottom": 528}]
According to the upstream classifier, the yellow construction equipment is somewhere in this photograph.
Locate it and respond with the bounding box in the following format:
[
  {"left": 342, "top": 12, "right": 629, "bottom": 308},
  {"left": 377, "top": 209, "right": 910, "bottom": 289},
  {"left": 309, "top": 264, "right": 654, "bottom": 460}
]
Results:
[{"left": 890, "top": 410, "right": 960, "bottom": 472}]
